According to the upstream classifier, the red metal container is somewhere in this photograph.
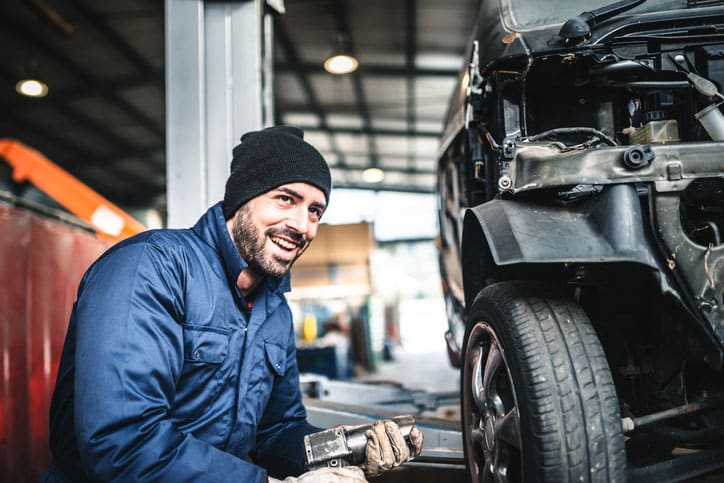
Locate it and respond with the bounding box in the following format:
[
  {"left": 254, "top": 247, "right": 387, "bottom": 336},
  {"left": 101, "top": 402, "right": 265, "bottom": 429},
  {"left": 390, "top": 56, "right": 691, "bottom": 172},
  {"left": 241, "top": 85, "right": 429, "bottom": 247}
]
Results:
[{"left": 0, "top": 200, "right": 109, "bottom": 481}]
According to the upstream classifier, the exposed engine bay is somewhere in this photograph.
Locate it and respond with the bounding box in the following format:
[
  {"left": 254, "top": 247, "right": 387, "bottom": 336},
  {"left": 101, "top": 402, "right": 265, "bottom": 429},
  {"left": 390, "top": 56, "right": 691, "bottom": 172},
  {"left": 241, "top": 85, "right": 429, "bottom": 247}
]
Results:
[
  {"left": 494, "top": 38, "right": 724, "bottom": 252},
  {"left": 525, "top": 43, "right": 724, "bottom": 145}
]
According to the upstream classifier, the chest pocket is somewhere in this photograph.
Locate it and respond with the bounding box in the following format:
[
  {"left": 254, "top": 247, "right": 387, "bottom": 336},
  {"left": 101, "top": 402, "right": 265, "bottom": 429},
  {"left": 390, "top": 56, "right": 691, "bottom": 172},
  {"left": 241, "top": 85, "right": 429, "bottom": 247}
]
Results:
[
  {"left": 183, "top": 325, "right": 229, "bottom": 363},
  {"left": 247, "top": 340, "right": 287, "bottom": 413},
  {"left": 172, "top": 324, "right": 230, "bottom": 419},
  {"left": 264, "top": 341, "right": 286, "bottom": 377}
]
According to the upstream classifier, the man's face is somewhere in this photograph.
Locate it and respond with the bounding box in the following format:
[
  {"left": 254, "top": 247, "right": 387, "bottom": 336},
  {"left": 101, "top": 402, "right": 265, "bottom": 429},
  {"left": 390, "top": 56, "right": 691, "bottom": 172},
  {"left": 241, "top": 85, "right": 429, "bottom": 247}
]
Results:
[{"left": 230, "top": 182, "right": 326, "bottom": 279}]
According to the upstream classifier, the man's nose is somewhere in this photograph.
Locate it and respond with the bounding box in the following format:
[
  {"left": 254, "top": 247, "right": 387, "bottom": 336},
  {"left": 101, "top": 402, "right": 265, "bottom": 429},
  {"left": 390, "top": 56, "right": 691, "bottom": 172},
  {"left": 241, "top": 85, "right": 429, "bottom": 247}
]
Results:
[{"left": 286, "top": 206, "right": 309, "bottom": 234}]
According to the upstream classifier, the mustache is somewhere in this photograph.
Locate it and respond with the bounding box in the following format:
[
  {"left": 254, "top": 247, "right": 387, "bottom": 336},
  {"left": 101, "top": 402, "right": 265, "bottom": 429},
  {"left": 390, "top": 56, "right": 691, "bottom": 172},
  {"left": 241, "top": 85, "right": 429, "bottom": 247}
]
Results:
[{"left": 266, "top": 227, "right": 307, "bottom": 249}]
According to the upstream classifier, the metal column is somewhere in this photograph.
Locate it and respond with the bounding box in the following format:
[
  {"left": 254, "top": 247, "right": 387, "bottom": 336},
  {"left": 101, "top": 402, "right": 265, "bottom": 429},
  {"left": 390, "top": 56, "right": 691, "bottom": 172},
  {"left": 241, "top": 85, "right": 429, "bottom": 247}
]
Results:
[{"left": 165, "top": 0, "right": 279, "bottom": 227}]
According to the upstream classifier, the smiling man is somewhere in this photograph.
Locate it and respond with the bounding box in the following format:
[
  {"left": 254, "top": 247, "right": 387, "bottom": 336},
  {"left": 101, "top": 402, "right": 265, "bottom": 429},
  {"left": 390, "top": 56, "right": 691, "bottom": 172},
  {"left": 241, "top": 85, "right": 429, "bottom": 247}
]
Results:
[
  {"left": 228, "top": 182, "right": 323, "bottom": 292},
  {"left": 41, "top": 126, "right": 421, "bottom": 483}
]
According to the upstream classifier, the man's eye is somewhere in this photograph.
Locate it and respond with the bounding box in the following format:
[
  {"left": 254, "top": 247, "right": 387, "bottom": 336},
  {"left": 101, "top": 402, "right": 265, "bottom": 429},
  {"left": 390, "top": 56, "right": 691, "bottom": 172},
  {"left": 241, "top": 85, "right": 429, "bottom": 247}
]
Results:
[
  {"left": 278, "top": 195, "right": 292, "bottom": 203},
  {"left": 309, "top": 206, "right": 324, "bottom": 220}
]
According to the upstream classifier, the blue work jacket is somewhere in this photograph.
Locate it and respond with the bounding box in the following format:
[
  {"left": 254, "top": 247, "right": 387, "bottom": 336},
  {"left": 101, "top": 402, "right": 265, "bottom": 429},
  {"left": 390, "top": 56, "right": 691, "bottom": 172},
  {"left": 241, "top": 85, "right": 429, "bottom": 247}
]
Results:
[{"left": 45, "top": 203, "right": 318, "bottom": 482}]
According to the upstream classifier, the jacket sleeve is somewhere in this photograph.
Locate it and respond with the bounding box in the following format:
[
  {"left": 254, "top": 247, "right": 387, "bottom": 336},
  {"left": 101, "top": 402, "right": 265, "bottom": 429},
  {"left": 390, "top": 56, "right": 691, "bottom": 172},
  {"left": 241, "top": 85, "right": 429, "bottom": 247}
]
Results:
[
  {"left": 251, "top": 318, "right": 320, "bottom": 478},
  {"left": 73, "top": 241, "right": 266, "bottom": 483}
]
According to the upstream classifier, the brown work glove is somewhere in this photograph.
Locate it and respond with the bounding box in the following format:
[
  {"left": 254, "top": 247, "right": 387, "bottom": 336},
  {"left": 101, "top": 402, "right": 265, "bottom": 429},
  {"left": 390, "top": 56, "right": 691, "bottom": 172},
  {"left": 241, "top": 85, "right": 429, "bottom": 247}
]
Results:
[
  {"left": 269, "top": 466, "right": 368, "bottom": 483},
  {"left": 362, "top": 420, "right": 424, "bottom": 477}
]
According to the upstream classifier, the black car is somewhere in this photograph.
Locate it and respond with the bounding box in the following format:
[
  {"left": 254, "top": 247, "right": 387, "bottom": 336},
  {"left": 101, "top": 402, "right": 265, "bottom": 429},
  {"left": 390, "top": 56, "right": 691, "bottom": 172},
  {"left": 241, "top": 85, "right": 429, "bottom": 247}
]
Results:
[{"left": 436, "top": 0, "right": 724, "bottom": 481}]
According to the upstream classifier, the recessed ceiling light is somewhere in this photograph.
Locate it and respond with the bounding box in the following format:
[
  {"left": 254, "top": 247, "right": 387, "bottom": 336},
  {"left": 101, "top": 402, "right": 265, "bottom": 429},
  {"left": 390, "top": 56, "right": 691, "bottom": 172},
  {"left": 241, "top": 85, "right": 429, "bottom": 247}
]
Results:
[
  {"left": 362, "top": 167, "right": 385, "bottom": 183},
  {"left": 323, "top": 54, "right": 359, "bottom": 75},
  {"left": 16, "top": 79, "right": 48, "bottom": 98}
]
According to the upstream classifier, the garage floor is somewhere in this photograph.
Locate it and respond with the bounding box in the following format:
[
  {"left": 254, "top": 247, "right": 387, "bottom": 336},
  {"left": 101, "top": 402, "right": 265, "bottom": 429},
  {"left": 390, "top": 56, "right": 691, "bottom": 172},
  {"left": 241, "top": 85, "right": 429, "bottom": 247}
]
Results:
[
  {"left": 374, "top": 463, "right": 468, "bottom": 483},
  {"left": 355, "top": 346, "right": 460, "bottom": 407},
  {"left": 351, "top": 346, "right": 724, "bottom": 482}
]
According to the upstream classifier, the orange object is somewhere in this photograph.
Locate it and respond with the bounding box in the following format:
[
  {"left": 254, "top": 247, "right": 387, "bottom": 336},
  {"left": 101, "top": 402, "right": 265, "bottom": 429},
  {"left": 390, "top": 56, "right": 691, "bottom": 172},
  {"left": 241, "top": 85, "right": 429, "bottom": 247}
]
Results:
[{"left": 0, "top": 138, "right": 147, "bottom": 242}]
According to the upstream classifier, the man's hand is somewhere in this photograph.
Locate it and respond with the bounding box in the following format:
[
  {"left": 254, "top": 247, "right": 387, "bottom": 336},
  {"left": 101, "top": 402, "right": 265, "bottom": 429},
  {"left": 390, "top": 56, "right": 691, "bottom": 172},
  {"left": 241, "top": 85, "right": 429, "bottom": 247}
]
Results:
[
  {"left": 269, "top": 466, "right": 367, "bottom": 482},
  {"left": 363, "top": 419, "right": 424, "bottom": 477}
]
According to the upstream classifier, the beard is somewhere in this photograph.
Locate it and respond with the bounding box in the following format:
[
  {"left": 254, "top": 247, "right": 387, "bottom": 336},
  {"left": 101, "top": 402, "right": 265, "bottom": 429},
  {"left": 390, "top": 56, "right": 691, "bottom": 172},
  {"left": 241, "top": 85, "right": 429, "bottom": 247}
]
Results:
[{"left": 230, "top": 205, "right": 308, "bottom": 279}]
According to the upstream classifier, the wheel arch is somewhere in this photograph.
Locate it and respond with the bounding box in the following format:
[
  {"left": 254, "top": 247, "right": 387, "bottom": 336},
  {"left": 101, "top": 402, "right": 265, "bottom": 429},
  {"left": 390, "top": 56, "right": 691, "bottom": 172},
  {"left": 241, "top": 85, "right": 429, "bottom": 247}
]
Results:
[{"left": 461, "top": 184, "right": 667, "bottom": 309}]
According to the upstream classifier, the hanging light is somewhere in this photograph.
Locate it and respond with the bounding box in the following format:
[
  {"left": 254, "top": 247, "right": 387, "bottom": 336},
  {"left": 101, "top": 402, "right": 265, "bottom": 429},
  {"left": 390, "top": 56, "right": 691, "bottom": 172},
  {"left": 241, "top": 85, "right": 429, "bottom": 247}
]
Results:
[
  {"left": 324, "top": 53, "right": 358, "bottom": 75},
  {"left": 16, "top": 78, "right": 49, "bottom": 98},
  {"left": 362, "top": 167, "right": 385, "bottom": 183},
  {"left": 323, "top": 34, "right": 359, "bottom": 75},
  {"left": 16, "top": 59, "right": 49, "bottom": 98}
]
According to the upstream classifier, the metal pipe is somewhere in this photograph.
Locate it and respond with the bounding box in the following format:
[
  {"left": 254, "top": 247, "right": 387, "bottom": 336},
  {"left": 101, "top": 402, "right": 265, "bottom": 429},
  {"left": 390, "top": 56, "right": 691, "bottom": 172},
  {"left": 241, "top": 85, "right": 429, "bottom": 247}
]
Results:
[{"left": 622, "top": 399, "right": 724, "bottom": 433}]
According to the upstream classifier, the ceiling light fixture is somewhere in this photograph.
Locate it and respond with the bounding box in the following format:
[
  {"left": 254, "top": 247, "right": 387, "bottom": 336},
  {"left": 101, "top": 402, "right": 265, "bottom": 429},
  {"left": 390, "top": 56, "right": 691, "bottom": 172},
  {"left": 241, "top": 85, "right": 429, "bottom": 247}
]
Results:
[
  {"left": 16, "top": 79, "right": 49, "bottom": 98},
  {"left": 362, "top": 167, "right": 385, "bottom": 183},
  {"left": 324, "top": 53, "right": 359, "bottom": 75},
  {"left": 323, "top": 34, "right": 359, "bottom": 75}
]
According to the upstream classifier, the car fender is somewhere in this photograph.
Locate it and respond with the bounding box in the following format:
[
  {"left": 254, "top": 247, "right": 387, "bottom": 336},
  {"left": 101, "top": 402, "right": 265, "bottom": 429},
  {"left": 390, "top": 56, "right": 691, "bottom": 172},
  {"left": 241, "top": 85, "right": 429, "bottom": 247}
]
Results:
[{"left": 461, "top": 184, "right": 668, "bottom": 302}]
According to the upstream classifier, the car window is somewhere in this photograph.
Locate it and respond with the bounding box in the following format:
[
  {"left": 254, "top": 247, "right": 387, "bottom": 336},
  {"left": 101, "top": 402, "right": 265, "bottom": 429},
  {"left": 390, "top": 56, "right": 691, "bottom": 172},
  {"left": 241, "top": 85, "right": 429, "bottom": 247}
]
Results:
[{"left": 506, "top": 0, "right": 696, "bottom": 29}]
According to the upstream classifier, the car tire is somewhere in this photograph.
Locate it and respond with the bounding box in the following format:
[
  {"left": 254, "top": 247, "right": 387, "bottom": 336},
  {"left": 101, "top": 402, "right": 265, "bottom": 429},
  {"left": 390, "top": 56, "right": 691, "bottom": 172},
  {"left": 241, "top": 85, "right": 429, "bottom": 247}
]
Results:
[{"left": 461, "top": 281, "right": 625, "bottom": 482}]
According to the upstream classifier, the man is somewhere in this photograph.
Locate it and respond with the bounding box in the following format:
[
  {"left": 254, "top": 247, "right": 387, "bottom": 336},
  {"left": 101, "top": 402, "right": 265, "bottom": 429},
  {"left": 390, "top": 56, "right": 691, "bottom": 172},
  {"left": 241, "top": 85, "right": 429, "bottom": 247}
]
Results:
[{"left": 41, "top": 126, "right": 422, "bottom": 482}]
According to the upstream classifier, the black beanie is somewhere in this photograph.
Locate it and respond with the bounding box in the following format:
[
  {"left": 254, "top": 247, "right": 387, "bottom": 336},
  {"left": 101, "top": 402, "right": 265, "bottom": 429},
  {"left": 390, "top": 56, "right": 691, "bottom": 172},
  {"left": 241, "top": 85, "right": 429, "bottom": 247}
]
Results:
[{"left": 222, "top": 126, "right": 332, "bottom": 219}]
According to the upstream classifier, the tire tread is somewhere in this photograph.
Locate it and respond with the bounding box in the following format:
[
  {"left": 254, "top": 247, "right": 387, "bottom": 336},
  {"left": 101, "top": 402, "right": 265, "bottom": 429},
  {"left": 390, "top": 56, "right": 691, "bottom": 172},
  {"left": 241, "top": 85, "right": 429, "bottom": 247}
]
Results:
[{"left": 468, "top": 281, "right": 626, "bottom": 483}]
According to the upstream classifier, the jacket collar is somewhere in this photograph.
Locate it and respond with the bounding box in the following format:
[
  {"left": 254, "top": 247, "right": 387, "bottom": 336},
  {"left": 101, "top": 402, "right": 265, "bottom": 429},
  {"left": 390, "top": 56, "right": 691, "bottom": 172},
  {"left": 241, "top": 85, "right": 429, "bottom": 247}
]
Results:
[{"left": 192, "top": 203, "right": 291, "bottom": 296}]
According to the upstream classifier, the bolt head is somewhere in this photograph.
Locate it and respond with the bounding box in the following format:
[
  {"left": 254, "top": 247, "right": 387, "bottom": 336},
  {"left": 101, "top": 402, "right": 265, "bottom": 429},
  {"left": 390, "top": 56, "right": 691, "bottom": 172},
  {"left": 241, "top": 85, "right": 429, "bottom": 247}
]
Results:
[{"left": 498, "top": 176, "right": 512, "bottom": 190}]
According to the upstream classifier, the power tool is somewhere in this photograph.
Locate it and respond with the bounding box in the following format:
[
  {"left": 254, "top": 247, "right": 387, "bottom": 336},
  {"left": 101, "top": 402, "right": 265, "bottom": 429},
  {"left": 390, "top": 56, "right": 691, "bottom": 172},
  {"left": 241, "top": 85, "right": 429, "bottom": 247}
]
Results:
[{"left": 303, "top": 415, "right": 416, "bottom": 470}]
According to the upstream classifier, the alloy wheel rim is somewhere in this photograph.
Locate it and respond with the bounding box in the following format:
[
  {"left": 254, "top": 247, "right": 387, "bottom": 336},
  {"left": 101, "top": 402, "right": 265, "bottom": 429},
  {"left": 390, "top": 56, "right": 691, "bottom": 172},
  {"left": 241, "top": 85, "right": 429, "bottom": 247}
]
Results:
[{"left": 464, "top": 322, "right": 522, "bottom": 483}]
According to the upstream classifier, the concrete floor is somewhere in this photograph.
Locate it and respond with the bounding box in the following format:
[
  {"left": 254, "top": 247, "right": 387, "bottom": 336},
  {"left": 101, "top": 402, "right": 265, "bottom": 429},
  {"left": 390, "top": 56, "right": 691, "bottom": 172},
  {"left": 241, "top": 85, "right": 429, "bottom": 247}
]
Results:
[
  {"left": 350, "top": 347, "right": 724, "bottom": 482},
  {"left": 355, "top": 346, "right": 459, "bottom": 393},
  {"left": 355, "top": 346, "right": 461, "bottom": 421}
]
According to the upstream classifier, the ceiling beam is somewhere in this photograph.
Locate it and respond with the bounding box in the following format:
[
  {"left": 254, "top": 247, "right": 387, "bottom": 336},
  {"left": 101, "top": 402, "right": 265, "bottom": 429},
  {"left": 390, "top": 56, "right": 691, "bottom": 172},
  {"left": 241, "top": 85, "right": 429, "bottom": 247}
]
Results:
[
  {"left": 3, "top": 74, "right": 161, "bottom": 108},
  {"left": 0, "top": 113, "right": 164, "bottom": 199},
  {"left": 0, "top": 66, "right": 162, "bottom": 171},
  {"left": 0, "top": 115, "right": 92, "bottom": 165},
  {"left": 102, "top": 145, "right": 165, "bottom": 164},
  {"left": 274, "top": 62, "right": 459, "bottom": 78},
  {"left": 274, "top": 21, "right": 347, "bottom": 166},
  {"left": 66, "top": 0, "right": 163, "bottom": 87},
  {"left": 0, "top": 8, "right": 164, "bottom": 138},
  {"left": 277, "top": 102, "right": 446, "bottom": 118}
]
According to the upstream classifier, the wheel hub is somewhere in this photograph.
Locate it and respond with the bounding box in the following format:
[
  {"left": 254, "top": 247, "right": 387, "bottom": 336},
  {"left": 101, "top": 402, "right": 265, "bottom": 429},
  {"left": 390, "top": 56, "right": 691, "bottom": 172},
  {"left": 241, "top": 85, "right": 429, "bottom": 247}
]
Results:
[{"left": 483, "top": 413, "right": 496, "bottom": 453}]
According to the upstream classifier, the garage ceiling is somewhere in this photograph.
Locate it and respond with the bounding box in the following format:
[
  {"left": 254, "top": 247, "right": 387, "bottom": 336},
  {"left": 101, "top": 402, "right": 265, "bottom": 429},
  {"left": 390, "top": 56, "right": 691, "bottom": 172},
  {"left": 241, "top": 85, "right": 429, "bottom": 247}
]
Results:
[{"left": 0, "top": 0, "right": 479, "bottom": 215}]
